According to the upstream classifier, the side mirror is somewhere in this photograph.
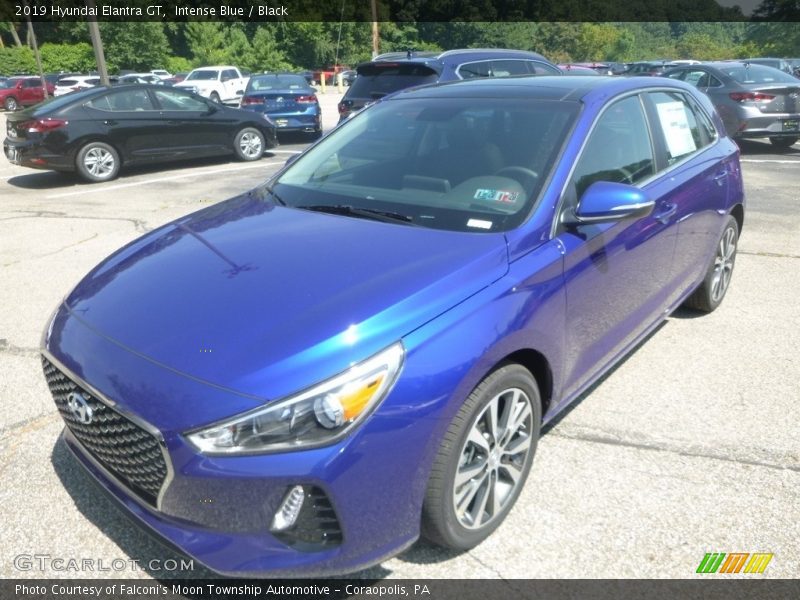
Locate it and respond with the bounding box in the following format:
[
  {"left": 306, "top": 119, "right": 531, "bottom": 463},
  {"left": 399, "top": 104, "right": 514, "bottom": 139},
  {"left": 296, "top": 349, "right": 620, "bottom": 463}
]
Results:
[
  {"left": 205, "top": 102, "right": 219, "bottom": 114},
  {"left": 564, "top": 181, "right": 654, "bottom": 225}
]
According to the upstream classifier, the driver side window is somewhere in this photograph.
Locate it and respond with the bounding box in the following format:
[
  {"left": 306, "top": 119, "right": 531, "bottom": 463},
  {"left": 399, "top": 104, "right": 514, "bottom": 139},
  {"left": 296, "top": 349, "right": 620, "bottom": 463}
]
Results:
[{"left": 572, "top": 95, "right": 655, "bottom": 199}]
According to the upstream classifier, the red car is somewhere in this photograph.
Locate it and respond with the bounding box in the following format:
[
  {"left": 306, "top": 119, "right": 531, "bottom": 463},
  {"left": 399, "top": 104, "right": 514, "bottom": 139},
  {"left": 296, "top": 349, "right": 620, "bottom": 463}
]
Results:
[{"left": 0, "top": 77, "right": 55, "bottom": 111}]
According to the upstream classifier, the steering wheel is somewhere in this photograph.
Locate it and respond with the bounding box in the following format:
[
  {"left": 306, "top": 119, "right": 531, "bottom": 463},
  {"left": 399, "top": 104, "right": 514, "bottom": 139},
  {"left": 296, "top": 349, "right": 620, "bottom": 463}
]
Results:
[{"left": 494, "top": 166, "right": 539, "bottom": 190}]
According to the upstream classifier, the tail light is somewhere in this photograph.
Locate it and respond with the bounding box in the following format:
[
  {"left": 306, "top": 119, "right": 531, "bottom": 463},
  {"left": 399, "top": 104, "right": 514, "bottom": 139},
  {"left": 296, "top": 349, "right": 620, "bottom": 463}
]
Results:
[
  {"left": 729, "top": 92, "right": 775, "bottom": 102},
  {"left": 22, "top": 118, "right": 68, "bottom": 133},
  {"left": 296, "top": 95, "right": 317, "bottom": 104},
  {"left": 241, "top": 96, "right": 264, "bottom": 105}
]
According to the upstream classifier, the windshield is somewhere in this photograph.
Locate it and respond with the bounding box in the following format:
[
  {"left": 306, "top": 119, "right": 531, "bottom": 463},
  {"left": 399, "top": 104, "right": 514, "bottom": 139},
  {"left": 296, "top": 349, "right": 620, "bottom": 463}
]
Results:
[
  {"left": 271, "top": 96, "right": 578, "bottom": 233},
  {"left": 186, "top": 70, "right": 220, "bottom": 81},
  {"left": 349, "top": 64, "right": 439, "bottom": 99},
  {"left": 247, "top": 75, "right": 310, "bottom": 91},
  {"left": 724, "top": 65, "right": 798, "bottom": 84}
]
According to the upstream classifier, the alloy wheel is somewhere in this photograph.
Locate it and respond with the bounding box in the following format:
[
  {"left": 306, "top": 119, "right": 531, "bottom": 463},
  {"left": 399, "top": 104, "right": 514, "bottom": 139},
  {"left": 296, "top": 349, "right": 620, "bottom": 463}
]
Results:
[
  {"left": 452, "top": 387, "right": 534, "bottom": 529},
  {"left": 83, "top": 147, "right": 116, "bottom": 178},
  {"left": 711, "top": 225, "right": 736, "bottom": 303},
  {"left": 239, "top": 132, "right": 263, "bottom": 159}
]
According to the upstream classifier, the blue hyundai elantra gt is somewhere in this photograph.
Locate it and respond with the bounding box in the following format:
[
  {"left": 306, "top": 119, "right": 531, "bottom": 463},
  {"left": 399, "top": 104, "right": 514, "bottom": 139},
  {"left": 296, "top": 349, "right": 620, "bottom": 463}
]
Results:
[{"left": 43, "top": 76, "right": 744, "bottom": 576}]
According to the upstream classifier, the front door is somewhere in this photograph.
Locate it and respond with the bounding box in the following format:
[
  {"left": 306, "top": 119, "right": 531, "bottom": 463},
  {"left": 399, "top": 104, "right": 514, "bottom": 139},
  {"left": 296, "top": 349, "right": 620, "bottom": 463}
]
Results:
[{"left": 556, "top": 94, "right": 678, "bottom": 401}]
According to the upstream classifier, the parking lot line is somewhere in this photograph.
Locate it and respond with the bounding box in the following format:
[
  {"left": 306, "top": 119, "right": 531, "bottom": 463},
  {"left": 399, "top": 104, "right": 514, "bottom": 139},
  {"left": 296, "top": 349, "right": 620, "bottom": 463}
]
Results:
[{"left": 44, "top": 162, "right": 282, "bottom": 199}]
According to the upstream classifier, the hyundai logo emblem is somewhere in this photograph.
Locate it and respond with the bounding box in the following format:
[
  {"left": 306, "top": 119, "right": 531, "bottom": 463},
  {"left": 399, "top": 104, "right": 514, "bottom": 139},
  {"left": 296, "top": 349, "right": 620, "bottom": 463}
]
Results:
[{"left": 66, "top": 392, "right": 93, "bottom": 425}]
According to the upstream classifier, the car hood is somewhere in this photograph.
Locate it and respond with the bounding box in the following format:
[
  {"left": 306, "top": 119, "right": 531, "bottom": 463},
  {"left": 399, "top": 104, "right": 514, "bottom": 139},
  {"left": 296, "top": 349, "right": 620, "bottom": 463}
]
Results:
[{"left": 63, "top": 192, "right": 508, "bottom": 400}]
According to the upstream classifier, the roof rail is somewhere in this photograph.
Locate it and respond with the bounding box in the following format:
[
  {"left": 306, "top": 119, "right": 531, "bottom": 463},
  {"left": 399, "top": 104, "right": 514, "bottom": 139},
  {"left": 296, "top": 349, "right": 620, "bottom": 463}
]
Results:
[{"left": 438, "top": 48, "right": 534, "bottom": 58}]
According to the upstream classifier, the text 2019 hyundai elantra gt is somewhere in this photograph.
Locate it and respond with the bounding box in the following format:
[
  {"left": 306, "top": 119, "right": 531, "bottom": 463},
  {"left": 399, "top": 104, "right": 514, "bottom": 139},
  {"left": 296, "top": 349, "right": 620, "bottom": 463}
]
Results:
[{"left": 42, "top": 76, "right": 744, "bottom": 576}]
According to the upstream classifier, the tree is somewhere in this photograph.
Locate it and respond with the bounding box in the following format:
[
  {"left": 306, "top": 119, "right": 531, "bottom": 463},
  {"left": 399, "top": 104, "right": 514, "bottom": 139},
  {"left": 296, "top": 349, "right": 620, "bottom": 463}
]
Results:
[
  {"left": 249, "top": 25, "right": 294, "bottom": 72},
  {"left": 185, "top": 22, "right": 227, "bottom": 66},
  {"left": 39, "top": 43, "right": 95, "bottom": 73},
  {"left": 99, "top": 22, "right": 169, "bottom": 71}
]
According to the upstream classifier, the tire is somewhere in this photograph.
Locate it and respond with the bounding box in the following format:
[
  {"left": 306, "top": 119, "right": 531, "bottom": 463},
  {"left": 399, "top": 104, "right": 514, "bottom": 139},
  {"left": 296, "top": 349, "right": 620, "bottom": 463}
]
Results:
[
  {"left": 233, "top": 127, "right": 265, "bottom": 161},
  {"left": 683, "top": 215, "right": 739, "bottom": 313},
  {"left": 769, "top": 136, "right": 798, "bottom": 149},
  {"left": 422, "top": 363, "right": 541, "bottom": 550},
  {"left": 75, "top": 141, "right": 120, "bottom": 183},
  {"left": 4, "top": 96, "right": 19, "bottom": 111},
  {"left": 209, "top": 92, "right": 221, "bottom": 104}
]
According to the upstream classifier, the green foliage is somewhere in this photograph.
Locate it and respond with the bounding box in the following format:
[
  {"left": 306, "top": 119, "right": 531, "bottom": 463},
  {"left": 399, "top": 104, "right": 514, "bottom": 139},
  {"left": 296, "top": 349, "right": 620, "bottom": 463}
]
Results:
[
  {"left": 248, "top": 25, "right": 294, "bottom": 72},
  {"left": 164, "top": 56, "right": 193, "bottom": 75},
  {"left": 39, "top": 43, "right": 95, "bottom": 73},
  {"left": 0, "top": 46, "right": 36, "bottom": 75},
  {"left": 98, "top": 22, "right": 169, "bottom": 72},
  {"left": 185, "top": 22, "right": 227, "bottom": 66}
]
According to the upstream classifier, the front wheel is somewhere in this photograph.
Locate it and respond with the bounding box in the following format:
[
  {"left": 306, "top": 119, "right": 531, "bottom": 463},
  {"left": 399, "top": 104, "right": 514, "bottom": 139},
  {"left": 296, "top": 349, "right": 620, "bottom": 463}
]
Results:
[
  {"left": 683, "top": 215, "right": 739, "bottom": 313},
  {"left": 233, "top": 127, "right": 265, "bottom": 161},
  {"left": 75, "top": 142, "right": 120, "bottom": 182},
  {"left": 4, "top": 96, "right": 19, "bottom": 111},
  {"left": 769, "top": 136, "right": 798, "bottom": 149},
  {"left": 209, "top": 92, "right": 221, "bottom": 104},
  {"left": 422, "top": 363, "right": 541, "bottom": 550}
]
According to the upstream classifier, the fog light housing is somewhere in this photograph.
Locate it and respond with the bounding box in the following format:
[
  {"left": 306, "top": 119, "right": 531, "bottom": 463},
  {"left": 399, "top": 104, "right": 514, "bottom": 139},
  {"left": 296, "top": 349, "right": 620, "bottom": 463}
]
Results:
[
  {"left": 271, "top": 485, "right": 305, "bottom": 531},
  {"left": 270, "top": 485, "right": 343, "bottom": 551}
]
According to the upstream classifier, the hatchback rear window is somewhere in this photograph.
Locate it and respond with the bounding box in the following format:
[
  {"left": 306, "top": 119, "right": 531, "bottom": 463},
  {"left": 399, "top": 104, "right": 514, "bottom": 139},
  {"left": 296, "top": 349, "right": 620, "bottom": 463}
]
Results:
[
  {"left": 349, "top": 64, "right": 439, "bottom": 99},
  {"left": 723, "top": 65, "right": 797, "bottom": 84}
]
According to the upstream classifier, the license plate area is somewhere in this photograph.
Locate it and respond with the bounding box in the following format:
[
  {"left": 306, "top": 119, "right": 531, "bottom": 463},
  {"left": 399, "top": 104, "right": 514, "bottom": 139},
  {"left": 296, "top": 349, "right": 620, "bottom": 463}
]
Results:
[
  {"left": 783, "top": 119, "right": 799, "bottom": 132},
  {"left": 275, "top": 119, "right": 289, "bottom": 127}
]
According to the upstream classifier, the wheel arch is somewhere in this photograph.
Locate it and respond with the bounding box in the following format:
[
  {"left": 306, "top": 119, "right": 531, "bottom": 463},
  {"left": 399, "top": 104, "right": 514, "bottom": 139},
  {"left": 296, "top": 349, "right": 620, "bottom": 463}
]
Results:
[
  {"left": 74, "top": 136, "right": 125, "bottom": 167},
  {"left": 494, "top": 348, "right": 553, "bottom": 421},
  {"left": 730, "top": 202, "right": 744, "bottom": 235}
]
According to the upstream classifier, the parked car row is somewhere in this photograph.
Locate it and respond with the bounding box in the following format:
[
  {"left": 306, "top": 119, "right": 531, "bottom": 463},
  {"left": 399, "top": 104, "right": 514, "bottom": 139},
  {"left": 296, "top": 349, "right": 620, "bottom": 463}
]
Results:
[{"left": 3, "top": 83, "right": 278, "bottom": 182}]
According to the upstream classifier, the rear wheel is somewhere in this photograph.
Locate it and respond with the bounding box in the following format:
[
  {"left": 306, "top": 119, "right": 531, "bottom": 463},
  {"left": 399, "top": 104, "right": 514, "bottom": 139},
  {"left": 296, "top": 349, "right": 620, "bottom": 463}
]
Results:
[
  {"left": 233, "top": 127, "right": 265, "bottom": 161},
  {"left": 769, "top": 136, "right": 798, "bottom": 149},
  {"left": 683, "top": 215, "right": 739, "bottom": 313},
  {"left": 75, "top": 142, "right": 120, "bottom": 183},
  {"left": 4, "top": 96, "right": 19, "bottom": 111},
  {"left": 422, "top": 363, "right": 541, "bottom": 550}
]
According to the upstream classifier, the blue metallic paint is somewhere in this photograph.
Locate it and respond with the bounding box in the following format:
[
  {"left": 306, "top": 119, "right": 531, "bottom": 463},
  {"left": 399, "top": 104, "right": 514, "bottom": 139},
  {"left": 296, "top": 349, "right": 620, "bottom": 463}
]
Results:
[{"left": 43, "top": 76, "right": 744, "bottom": 576}]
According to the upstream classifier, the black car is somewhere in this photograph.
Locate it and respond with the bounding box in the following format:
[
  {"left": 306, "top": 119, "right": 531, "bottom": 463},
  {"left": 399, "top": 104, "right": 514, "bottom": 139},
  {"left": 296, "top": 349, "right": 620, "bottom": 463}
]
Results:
[
  {"left": 3, "top": 84, "right": 278, "bottom": 182},
  {"left": 337, "top": 48, "right": 561, "bottom": 121}
]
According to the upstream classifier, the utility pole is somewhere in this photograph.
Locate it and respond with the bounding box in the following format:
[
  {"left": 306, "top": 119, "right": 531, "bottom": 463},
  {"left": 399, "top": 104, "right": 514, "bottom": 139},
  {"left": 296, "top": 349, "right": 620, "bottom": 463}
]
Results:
[
  {"left": 86, "top": 0, "right": 110, "bottom": 85},
  {"left": 371, "top": 0, "right": 379, "bottom": 59},
  {"left": 23, "top": 1, "right": 47, "bottom": 99}
]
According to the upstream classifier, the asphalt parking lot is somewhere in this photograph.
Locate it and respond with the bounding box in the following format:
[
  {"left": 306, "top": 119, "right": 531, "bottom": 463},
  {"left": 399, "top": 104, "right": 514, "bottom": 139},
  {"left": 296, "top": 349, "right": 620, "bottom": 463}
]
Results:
[{"left": 1, "top": 92, "right": 798, "bottom": 580}]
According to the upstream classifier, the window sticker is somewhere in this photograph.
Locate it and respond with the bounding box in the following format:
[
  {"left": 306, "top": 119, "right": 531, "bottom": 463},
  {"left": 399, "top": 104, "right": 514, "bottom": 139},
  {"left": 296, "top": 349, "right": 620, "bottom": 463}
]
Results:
[
  {"left": 474, "top": 188, "right": 520, "bottom": 203},
  {"left": 467, "top": 219, "right": 493, "bottom": 230},
  {"left": 656, "top": 100, "right": 697, "bottom": 157}
]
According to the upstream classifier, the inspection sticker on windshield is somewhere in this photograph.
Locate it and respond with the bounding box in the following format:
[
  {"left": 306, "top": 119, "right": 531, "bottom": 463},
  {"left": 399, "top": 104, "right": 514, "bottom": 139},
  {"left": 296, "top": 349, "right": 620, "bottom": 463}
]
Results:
[
  {"left": 467, "top": 219, "right": 493, "bottom": 230},
  {"left": 474, "top": 188, "right": 519, "bottom": 204}
]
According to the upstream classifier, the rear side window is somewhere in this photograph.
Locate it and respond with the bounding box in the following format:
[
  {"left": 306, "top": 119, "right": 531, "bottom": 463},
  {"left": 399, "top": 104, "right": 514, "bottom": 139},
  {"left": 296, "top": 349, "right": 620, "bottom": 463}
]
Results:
[
  {"left": 87, "top": 89, "right": 155, "bottom": 111},
  {"left": 349, "top": 63, "right": 439, "bottom": 98},
  {"left": 722, "top": 65, "right": 797, "bottom": 84},
  {"left": 572, "top": 95, "right": 655, "bottom": 198},
  {"left": 648, "top": 91, "right": 716, "bottom": 165},
  {"left": 458, "top": 59, "right": 555, "bottom": 79}
]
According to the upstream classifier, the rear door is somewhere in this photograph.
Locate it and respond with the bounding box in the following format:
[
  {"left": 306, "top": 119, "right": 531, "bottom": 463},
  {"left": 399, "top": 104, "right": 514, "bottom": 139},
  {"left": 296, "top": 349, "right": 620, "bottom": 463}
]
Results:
[
  {"left": 85, "top": 88, "right": 164, "bottom": 161},
  {"left": 556, "top": 94, "right": 677, "bottom": 401},
  {"left": 643, "top": 90, "right": 733, "bottom": 305},
  {"left": 21, "top": 78, "right": 45, "bottom": 105}
]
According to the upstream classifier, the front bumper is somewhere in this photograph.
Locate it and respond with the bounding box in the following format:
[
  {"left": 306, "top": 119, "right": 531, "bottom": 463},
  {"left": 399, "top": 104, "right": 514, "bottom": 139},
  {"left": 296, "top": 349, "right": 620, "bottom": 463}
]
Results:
[{"left": 43, "top": 308, "right": 439, "bottom": 577}]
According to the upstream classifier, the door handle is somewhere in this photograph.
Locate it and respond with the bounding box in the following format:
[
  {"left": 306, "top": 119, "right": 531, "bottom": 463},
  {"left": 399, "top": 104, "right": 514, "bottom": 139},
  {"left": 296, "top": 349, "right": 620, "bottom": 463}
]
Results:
[
  {"left": 713, "top": 171, "right": 728, "bottom": 186},
  {"left": 103, "top": 120, "right": 117, "bottom": 126},
  {"left": 653, "top": 203, "right": 677, "bottom": 224}
]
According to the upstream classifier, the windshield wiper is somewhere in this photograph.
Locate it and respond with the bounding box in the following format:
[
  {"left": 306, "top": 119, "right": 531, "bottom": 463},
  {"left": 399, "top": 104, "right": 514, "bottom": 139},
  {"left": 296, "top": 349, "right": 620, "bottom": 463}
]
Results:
[
  {"left": 262, "top": 185, "right": 286, "bottom": 206},
  {"left": 298, "top": 204, "right": 419, "bottom": 226}
]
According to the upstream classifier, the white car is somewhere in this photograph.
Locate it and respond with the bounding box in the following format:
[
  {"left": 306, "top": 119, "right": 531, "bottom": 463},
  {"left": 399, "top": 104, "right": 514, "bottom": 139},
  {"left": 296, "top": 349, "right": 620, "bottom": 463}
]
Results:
[
  {"left": 53, "top": 76, "right": 103, "bottom": 97},
  {"left": 150, "top": 69, "right": 173, "bottom": 80},
  {"left": 118, "top": 73, "right": 164, "bottom": 85},
  {"left": 174, "top": 66, "right": 249, "bottom": 105}
]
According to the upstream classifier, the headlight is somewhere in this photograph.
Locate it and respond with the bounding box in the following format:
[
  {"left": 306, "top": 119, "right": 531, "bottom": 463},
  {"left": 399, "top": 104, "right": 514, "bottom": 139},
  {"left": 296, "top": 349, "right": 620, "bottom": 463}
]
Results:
[{"left": 186, "top": 343, "right": 404, "bottom": 455}]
